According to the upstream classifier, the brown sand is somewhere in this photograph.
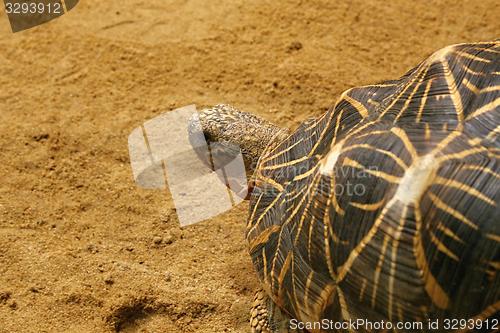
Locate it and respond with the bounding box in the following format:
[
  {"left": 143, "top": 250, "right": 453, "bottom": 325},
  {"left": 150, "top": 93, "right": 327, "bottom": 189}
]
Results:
[{"left": 0, "top": 1, "right": 498, "bottom": 332}]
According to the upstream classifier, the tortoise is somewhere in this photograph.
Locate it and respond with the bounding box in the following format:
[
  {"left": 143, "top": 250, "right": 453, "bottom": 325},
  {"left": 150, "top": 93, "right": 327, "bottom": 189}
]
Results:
[{"left": 194, "top": 41, "right": 500, "bottom": 332}]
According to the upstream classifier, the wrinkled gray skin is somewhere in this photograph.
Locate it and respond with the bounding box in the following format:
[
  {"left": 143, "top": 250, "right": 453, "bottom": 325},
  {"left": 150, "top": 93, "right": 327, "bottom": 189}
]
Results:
[{"left": 190, "top": 104, "right": 289, "bottom": 177}]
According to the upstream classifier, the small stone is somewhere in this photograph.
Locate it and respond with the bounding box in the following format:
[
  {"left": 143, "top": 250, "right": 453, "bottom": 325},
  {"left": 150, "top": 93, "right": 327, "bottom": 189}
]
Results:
[
  {"left": 86, "top": 244, "right": 98, "bottom": 254},
  {"left": 153, "top": 236, "right": 162, "bottom": 245},
  {"left": 8, "top": 300, "right": 17, "bottom": 310},
  {"left": 36, "top": 220, "right": 47, "bottom": 227},
  {"left": 104, "top": 275, "right": 114, "bottom": 285},
  {"left": 29, "top": 286, "right": 40, "bottom": 293},
  {"left": 163, "top": 234, "right": 174, "bottom": 244},
  {"left": 32, "top": 133, "right": 49, "bottom": 142},
  {"left": 287, "top": 41, "right": 303, "bottom": 52},
  {"left": 164, "top": 272, "right": 172, "bottom": 282},
  {"left": 0, "top": 291, "right": 11, "bottom": 303}
]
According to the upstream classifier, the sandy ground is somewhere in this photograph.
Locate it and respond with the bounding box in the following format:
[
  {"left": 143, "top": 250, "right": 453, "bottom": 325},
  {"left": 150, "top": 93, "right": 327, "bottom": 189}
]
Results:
[{"left": 0, "top": 1, "right": 498, "bottom": 332}]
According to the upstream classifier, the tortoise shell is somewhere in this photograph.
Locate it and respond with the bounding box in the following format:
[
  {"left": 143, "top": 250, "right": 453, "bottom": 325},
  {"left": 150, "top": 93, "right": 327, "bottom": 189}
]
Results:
[{"left": 246, "top": 41, "right": 499, "bottom": 328}]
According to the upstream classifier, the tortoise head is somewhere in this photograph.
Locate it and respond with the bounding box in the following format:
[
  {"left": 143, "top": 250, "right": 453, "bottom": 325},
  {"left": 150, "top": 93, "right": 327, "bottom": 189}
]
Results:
[{"left": 189, "top": 104, "right": 288, "bottom": 178}]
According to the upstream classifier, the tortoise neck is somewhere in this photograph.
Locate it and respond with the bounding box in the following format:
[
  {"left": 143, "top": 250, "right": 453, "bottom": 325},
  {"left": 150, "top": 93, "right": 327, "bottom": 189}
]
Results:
[
  {"left": 195, "top": 104, "right": 287, "bottom": 174},
  {"left": 230, "top": 119, "right": 286, "bottom": 174}
]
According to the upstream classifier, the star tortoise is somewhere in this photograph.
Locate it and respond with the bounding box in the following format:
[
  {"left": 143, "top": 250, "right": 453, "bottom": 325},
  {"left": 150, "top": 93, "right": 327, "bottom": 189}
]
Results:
[{"left": 196, "top": 41, "right": 499, "bottom": 332}]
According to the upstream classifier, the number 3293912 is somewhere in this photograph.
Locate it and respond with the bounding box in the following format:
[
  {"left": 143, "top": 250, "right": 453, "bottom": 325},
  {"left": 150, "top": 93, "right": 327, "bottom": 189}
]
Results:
[
  {"left": 443, "top": 318, "right": 498, "bottom": 330},
  {"left": 5, "top": 2, "right": 63, "bottom": 14}
]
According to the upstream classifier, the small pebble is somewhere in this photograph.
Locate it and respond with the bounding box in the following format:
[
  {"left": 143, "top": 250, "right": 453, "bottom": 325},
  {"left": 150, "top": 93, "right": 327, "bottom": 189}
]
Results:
[
  {"left": 8, "top": 300, "right": 17, "bottom": 310},
  {"left": 0, "top": 291, "right": 11, "bottom": 303},
  {"left": 163, "top": 234, "right": 174, "bottom": 244},
  {"left": 86, "top": 244, "right": 98, "bottom": 254},
  {"left": 29, "top": 286, "right": 40, "bottom": 293},
  {"left": 104, "top": 275, "right": 114, "bottom": 285},
  {"left": 287, "top": 41, "right": 303, "bottom": 52}
]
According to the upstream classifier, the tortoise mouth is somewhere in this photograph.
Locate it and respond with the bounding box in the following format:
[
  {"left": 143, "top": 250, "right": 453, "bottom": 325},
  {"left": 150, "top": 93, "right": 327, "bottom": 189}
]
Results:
[
  {"left": 188, "top": 113, "right": 245, "bottom": 171},
  {"left": 187, "top": 111, "right": 252, "bottom": 201}
]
